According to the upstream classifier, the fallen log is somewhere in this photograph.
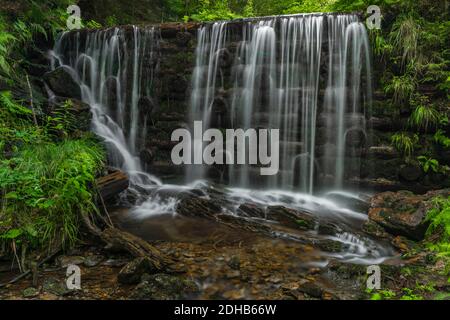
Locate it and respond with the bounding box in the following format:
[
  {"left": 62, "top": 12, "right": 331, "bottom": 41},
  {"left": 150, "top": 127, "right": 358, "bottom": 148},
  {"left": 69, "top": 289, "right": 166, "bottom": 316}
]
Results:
[{"left": 96, "top": 169, "right": 129, "bottom": 200}]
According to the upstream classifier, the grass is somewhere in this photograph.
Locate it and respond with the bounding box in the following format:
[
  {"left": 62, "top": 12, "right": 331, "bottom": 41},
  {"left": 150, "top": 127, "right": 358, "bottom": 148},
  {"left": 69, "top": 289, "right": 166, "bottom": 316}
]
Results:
[
  {"left": 390, "top": 132, "right": 418, "bottom": 157},
  {"left": 0, "top": 138, "right": 105, "bottom": 252}
]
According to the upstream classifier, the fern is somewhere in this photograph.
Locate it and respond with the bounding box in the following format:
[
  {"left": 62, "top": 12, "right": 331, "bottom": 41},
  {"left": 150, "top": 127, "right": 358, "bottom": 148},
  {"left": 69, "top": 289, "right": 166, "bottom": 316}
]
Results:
[
  {"left": 385, "top": 74, "right": 416, "bottom": 105},
  {"left": 426, "top": 196, "right": 450, "bottom": 256},
  {"left": 391, "top": 132, "right": 418, "bottom": 157}
]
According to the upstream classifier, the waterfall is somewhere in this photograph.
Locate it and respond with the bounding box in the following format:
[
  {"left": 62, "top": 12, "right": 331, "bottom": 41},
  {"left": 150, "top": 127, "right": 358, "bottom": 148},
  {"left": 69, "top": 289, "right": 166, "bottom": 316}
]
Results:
[
  {"left": 189, "top": 13, "right": 372, "bottom": 193},
  {"left": 50, "top": 27, "right": 161, "bottom": 186}
]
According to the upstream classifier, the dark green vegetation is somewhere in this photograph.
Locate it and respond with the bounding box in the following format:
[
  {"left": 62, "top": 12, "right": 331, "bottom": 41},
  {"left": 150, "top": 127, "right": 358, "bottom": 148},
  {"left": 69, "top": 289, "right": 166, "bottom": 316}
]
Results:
[
  {"left": 0, "top": 0, "right": 449, "bottom": 299},
  {"left": 1, "top": 0, "right": 106, "bottom": 270}
]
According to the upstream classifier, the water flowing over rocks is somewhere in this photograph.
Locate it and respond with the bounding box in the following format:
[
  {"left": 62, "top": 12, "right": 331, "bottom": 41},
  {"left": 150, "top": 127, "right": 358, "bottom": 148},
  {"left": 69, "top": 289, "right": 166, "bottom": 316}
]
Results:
[{"left": 2, "top": 11, "right": 446, "bottom": 301}]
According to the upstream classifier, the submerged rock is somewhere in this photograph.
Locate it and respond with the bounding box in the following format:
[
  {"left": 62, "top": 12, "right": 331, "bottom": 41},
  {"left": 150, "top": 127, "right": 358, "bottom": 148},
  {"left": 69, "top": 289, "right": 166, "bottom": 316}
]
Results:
[
  {"left": 42, "top": 277, "right": 70, "bottom": 296},
  {"left": 83, "top": 255, "right": 104, "bottom": 268},
  {"left": 130, "top": 273, "right": 199, "bottom": 300},
  {"left": 22, "top": 287, "right": 39, "bottom": 298},
  {"left": 368, "top": 189, "right": 450, "bottom": 240},
  {"left": 118, "top": 257, "right": 160, "bottom": 284}
]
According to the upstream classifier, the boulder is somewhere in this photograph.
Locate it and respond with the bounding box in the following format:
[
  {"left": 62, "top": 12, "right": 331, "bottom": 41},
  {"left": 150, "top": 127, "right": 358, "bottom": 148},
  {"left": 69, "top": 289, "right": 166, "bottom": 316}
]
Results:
[
  {"left": 44, "top": 66, "right": 81, "bottom": 99},
  {"left": 368, "top": 189, "right": 450, "bottom": 240}
]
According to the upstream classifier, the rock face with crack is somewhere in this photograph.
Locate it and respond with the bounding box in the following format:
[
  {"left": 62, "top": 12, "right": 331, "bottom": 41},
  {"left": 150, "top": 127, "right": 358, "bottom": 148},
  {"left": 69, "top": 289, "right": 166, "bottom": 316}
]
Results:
[{"left": 367, "top": 189, "right": 450, "bottom": 240}]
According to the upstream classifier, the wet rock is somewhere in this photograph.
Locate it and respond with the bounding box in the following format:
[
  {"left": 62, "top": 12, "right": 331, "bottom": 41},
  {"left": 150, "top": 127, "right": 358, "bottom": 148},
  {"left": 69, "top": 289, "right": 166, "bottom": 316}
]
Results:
[
  {"left": 44, "top": 66, "right": 81, "bottom": 99},
  {"left": 398, "top": 164, "right": 423, "bottom": 182},
  {"left": 266, "top": 206, "right": 315, "bottom": 230},
  {"left": 391, "top": 236, "right": 417, "bottom": 253},
  {"left": 325, "top": 192, "right": 370, "bottom": 213},
  {"left": 175, "top": 32, "right": 193, "bottom": 46},
  {"left": 22, "top": 287, "right": 39, "bottom": 298},
  {"left": 362, "top": 220, "right": 392, "bottom": 239},
  {"left": 317, "top": 222, "right": 341, "bottom": 236},
  {"left": 130, "top": 273, "right": 199, "bottom": 300},
  {"left": 42, "top": 277, "right": 70, "bottom": 296},
  {"left": 227, "top": 256, "right": 241, "bottom": 270},
  {"left": 238, "top": 203, "right": 265, "bottom": 218},
  {"left": 316, "top": 239, "right": 343, "bottom": 253},
  {"left": 139, "top": 148, "right": 154, "bottom": 165},
  {"left": 368, "top": 189, "right": 450, "bottom": 240},
  {"left": 57, "top": 255, "right": 85, "bottom": 268},
  {"left": 176, "top": 197, "right": 221, "bottom": 218},
  {"left": 118, "top": 257, "right": 160, "bottom": 284},
  {"left": 326, "top": 261, "right": 367, "bottom": 281},
  {"left": 368, "top": 146, "right": 398, "bottom": 160},
  {"left": 298, "top": 281, "right": 324, "bottom": 298},
  {"left": 83, "top": 255, "right": 104, "bottom": 267},
  {"left": 102, "top": 258, "right": 129, "bottom": 267}
]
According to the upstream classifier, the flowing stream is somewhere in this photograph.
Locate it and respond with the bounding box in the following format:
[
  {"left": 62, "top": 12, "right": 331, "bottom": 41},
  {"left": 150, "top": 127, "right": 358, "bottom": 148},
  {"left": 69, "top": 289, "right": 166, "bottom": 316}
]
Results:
[{"left": 49, "top": 14, "right": 392, "bottom": 265}]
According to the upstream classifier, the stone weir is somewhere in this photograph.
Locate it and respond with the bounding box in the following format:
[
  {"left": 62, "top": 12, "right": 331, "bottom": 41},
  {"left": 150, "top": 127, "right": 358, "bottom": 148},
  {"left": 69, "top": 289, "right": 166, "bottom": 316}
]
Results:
[{"left": 45, "top": 15, "right": 449, "bottom": 193}]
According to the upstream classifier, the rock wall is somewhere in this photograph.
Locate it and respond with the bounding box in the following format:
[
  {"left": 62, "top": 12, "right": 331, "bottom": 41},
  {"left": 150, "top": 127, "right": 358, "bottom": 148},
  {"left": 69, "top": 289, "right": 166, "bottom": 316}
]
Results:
[{"left": 42, "top": 20, "right": 450, "bottom": 192}]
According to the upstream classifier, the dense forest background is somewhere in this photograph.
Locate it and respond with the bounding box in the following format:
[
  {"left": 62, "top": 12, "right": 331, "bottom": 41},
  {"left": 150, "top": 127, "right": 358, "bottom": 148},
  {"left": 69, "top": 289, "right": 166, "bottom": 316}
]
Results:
[{"left": 0, "top": 0, "right": 449, "bottom": 290}]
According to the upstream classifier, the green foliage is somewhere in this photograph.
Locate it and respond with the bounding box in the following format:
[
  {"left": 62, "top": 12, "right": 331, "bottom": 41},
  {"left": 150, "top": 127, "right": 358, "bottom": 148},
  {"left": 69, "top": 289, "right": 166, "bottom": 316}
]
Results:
[
  {"left": 426, "top": 196, "right": 450, "bottom": 257},
  {"left": 84, "top": 20, "right": 103, "bottom": 29},
  {"left": 45, "top": 99, "right": 78, "bottom": 139},
  {"left": 189, "top": 0, "right": 241, "bottom": 22},
  {"left": 369, "top": 289, "right": 396, "bottom": 300},
  {"left": 0, "top": 137, "right": 105, "bottom": 250},
  {"left": 0, "top": 16, "right": 17, "bottom": 80},
  {"left": 400, "top": 288, "right": 423, "bottom": 300},
  {"left": 408, "top": 95, "right": 441, "bottom": 132},
  {"left": 384, "top": 74, "right": 416, "bottom": 105},
  {"left": 434, "top": 130, "right": 450, "bottom": 148},
  {"left": 417, "top": 156, "right": 439, "bottom": 174},
  {"left": 283, "top": 0, "right": 334, "bottom": 14},
  {"left": 391, "top": 132, "right": 418, "bottom": 157},
  {"left": 389, "top": 13, "right": 422, "bottom": 69}
]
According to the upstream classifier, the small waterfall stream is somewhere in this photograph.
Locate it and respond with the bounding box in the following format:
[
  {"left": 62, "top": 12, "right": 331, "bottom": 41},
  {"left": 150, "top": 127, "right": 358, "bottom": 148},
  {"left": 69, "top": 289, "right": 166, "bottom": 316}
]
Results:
[
  {"left": 50, "top": 27, "right": 161, "bottom": 186},
  {"left": 48, "top": 15, "right": 392, "bottom": 265},
  {"left": 189, "top": 14, "right": 372, "bottom": 193}
]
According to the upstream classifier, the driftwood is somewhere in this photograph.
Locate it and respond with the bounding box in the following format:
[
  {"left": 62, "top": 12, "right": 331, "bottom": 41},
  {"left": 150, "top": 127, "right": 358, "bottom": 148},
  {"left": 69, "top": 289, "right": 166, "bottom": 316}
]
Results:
[
  {"left": 84, "top": 172, "right": 177, "bottom": 271},
  {"left": 96, "top": 170, "right": 129, "bottom": 200}
]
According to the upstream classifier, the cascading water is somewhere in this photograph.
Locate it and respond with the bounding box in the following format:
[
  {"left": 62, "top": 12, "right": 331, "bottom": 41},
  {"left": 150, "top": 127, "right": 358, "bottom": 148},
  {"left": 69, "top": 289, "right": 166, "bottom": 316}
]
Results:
[
  {"left": 50, "top": 27, "right": 161, "bottom": 186},
  {"left": 48, "top": 15, "right": 392, "bottom": 265},
  {"left": 189, "top": 14, "right": 372, "bottom": 194}
]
